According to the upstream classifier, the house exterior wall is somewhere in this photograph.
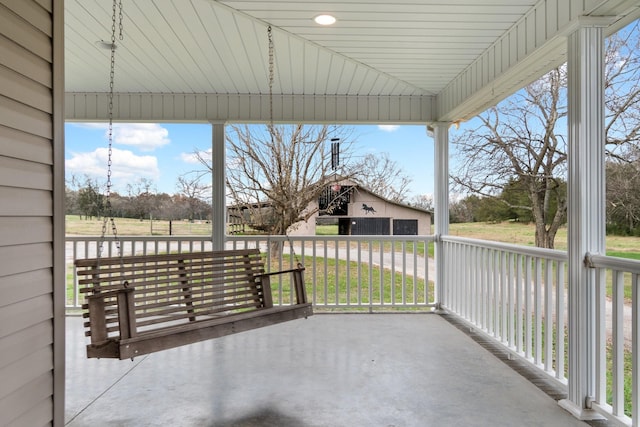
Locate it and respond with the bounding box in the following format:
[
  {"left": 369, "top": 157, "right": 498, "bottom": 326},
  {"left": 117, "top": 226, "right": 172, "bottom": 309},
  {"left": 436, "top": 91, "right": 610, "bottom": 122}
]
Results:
[{"left": 0, "top": 0, "right": 64, "bottom": 425}]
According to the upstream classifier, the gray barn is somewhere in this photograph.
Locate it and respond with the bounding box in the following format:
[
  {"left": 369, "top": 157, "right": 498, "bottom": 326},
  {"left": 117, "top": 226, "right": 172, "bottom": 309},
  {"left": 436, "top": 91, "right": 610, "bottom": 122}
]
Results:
[{"left": 290, "top": 180, "right": 431, "bottom": 235}]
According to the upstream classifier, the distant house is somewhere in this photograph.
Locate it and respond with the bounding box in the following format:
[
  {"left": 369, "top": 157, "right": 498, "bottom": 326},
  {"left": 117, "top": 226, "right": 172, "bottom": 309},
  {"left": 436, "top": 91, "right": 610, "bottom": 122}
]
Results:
[{"left": 288, "top": 178, "right": 432, "bottom": 236}]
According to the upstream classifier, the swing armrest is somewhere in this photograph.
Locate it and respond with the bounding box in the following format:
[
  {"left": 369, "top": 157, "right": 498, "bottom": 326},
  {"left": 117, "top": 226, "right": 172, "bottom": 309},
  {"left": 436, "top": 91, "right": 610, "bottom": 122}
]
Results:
[
  {"left": 256, "top": 266, "right": 308, "bottom": 305},
  {"left": 257, "top": 266, "right": 305, "bottom": 277},
  {"left": 86, "top": 287, "right": 137, "bottom": 344}
]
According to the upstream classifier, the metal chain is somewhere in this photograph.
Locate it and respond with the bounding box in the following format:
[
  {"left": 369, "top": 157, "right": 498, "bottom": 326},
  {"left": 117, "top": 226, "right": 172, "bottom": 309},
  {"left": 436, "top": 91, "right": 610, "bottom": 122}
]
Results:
[
  {"left": 267, "top": 26, "right": 301, "bottom": 268},
  {"left": 267, "top": 25, "right": 274, "bottom": 135},
  {"left": 118, "top": 0, "right": 124, "bottom": 40},
  {"left": 99, "top": 0, "right": 124, "bottom": 258}
]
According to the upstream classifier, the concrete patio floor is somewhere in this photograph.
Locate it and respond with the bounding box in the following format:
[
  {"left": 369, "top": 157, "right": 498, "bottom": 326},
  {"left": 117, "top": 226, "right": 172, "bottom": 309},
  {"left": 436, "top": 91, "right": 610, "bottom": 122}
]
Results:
[{"left": 65, "top": 313, "right": 597, "bottom": 427}]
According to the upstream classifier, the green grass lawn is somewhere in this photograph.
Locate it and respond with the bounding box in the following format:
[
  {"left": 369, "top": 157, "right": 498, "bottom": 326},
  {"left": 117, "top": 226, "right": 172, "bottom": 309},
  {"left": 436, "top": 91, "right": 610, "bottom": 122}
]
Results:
[
  {"left": 315, "top": 224, "right": 337, "bottom": 235},
  {"left": 449, "top": 221, "right": 640, "bottom": 256},
  {"left": 66, "top": 215, "right": 213, "bottom": 236},
  {"left": 265, "top": 255, "right": 432, "bottom": 309},
  {"left": 607, "top": 251, "right": 640, "bottom": 260}
]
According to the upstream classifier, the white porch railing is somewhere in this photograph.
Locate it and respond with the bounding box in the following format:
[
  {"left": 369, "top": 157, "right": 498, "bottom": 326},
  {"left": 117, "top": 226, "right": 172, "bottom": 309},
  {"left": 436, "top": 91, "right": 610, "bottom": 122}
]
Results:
[
  {"left": 442, "top": 236, "right": 640, "bottom": 426},
  {"left": 442, "top": 236, "right": 569, "bottom": 384},
  {"left": 65, "top": 235, "right": 436, "bottom": 311},
  {"left": 585, "top": 253, "right": 640, "bottom": 426}
]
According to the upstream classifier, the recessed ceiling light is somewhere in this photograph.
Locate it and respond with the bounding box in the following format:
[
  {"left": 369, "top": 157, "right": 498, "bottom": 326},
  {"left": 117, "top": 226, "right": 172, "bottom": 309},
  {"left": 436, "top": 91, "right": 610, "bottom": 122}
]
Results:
[{"left": 314, "top": 14, "right": 336, "bottom": 26}]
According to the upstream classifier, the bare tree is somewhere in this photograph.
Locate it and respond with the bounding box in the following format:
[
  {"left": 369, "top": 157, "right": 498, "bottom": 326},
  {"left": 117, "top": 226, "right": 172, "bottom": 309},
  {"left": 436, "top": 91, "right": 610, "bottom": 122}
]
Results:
[
  {"left": 451, "top": 22, "right": 640, "bottom": 248},
  {"left": 176, "top": 174, "right": 211, "bottom": 221},
  {"left": 195, "top": 124, "right": 356, "bottom": 235},
  {"left": 605, "top": 22, "right": 640, "bottom": 154},
  {"left": 606, "top": 147, "right": 640, "bottom": 234},
  {"left": 349, "top": 152, "right": 412, "bottom": 203},
  {"left": 234, "top": 124, "right": 357, "bottom": 234},
  {"left": 410, "top": 194, "right": 434, "bottom": 211},
  {"left": 65, "top": 174, "right": 84, "bottom": 216},
  {"left": 126, "top": 178, "right": 157, "bottom": 220}
]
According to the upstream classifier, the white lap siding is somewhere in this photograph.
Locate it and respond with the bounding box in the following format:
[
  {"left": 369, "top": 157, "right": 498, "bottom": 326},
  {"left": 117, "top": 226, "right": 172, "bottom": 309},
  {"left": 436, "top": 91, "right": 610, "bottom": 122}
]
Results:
[{"left": 0, "top": 0, "right": 64, "bottom": 425}]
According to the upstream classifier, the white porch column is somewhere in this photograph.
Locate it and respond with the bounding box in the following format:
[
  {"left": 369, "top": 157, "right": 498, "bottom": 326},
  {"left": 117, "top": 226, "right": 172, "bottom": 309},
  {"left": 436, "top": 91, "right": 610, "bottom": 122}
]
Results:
[
  {"left": 559, "top": 22, "right": 606, "bottom": 420},
  {"left": 431, "top": 122, "right": 450, "bottom": 310},
  {"left": 211, "top": 121, "right": 227, "bottom": 251}
]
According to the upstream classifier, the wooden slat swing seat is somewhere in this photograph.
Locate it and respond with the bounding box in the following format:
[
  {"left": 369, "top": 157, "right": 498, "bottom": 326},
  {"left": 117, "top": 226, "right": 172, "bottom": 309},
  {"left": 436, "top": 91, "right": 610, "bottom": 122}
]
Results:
[
  {"left": 76, "top": 9, "right": 311, "bottom": 360},
  {"left": 75, "top": 249, "right": 312, "bottom": 359}
]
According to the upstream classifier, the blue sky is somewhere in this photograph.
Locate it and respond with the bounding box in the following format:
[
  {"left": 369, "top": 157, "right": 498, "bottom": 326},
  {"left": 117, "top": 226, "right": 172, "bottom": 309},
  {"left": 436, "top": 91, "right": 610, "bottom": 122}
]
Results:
[{"left": 65, "top": 122, "right": 437, "bottom": 199}]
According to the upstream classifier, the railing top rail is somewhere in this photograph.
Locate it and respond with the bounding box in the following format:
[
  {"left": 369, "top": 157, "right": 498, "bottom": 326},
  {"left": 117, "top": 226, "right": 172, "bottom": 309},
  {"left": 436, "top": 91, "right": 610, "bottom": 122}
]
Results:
[
  {"left": 67, "top": 234, "right": 437, "bottom": 243},
  {"left": 442, "top": 235, "right": 567, "bottom": 261},
  {"left": 65, "top": 235, "right": 213, "bottom": 242},
  {"left": 229, "top": 235, "right": 436, "bottom": 242},
  {"left": 586, "top": 252, "right": 640, "bottom": 274}
]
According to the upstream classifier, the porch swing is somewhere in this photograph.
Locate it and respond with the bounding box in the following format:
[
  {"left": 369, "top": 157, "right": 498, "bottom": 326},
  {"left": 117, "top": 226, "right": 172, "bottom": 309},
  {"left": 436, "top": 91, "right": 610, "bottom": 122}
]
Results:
[{"left": 74, "top": 4, "right": 312, "bottom": 360}]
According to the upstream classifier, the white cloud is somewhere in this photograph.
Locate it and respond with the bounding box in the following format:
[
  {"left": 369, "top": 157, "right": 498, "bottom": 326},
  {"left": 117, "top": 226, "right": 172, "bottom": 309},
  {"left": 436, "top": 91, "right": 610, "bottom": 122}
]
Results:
[
  {"left": 378, "top": 125, "right": 400, "bottom": 132},
  {"left": 181, "top": 148, "right": 211, "bottom": 164},
  {"left": 69, "top": 122, "right": 170, "bottom": 151},
  {"left": 66, "top": 147, "right": 159, "bottom": 190},
  {"left": 113, "top": 123, "right": 170, "bottom": 151}
]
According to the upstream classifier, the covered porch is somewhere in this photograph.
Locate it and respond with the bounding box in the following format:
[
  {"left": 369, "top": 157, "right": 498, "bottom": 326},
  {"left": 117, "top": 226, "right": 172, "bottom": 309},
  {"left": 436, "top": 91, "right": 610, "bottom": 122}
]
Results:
[
  {"left": 3, "top": 1, "right": 640, "bottom": 426},
  {"left": 65, "top": 313, "right": 594, "bottom": 427},
  {"left": 60, "top": 11, "right": 640, "bottom": 426}
]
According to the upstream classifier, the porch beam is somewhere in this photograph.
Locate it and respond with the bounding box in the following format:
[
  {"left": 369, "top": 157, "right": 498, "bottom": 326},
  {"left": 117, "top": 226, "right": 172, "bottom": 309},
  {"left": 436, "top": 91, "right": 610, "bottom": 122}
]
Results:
[
  {"left": 211, "top": 122, "right": 226, "bottom": 251},
  {"left": 65, "top": 93, "right": 435, "bottom": 124},
  {"left": 431, "top": 122, "right": 449, "bottom": 310},
  {"left": 559, "top": 21, "right": 607, "bottom": 421}
]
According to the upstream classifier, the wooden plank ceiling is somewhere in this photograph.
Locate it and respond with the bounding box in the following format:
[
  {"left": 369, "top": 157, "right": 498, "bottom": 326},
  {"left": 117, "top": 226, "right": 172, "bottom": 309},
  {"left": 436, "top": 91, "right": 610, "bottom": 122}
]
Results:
[{"left": 64, "top": 0, "right": 640, "bottom": 122}]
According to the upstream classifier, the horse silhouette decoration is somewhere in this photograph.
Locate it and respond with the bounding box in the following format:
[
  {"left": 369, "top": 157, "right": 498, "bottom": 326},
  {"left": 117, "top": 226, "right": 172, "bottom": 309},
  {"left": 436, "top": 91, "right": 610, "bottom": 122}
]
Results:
[{"left": 362, "top": 204, "right": 376, "bottom": 214}]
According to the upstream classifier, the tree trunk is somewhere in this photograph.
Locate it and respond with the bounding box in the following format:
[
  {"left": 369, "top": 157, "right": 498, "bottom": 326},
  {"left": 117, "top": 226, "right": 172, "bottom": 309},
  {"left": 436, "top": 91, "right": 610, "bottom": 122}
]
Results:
[
  {"left": 269, "top": 240, "right": 283, "bottom": 261},
  {"left": 534, "top": 222, "right": 556, "bottom": 249}
]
